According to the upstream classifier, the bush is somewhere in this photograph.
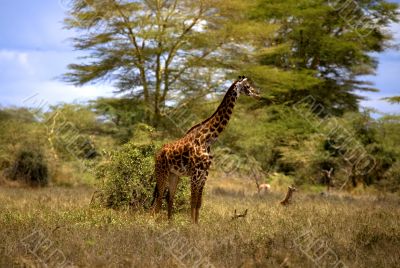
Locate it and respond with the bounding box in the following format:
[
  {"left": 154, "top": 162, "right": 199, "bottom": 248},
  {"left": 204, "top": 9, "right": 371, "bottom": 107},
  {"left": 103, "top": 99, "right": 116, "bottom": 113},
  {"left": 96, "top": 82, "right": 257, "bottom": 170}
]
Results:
[
  {"left": 95, "top": 142, "right": 190, "bottom": 211},
  {"left": 6, "top": 147, "right": 49, "bottom": 186}
]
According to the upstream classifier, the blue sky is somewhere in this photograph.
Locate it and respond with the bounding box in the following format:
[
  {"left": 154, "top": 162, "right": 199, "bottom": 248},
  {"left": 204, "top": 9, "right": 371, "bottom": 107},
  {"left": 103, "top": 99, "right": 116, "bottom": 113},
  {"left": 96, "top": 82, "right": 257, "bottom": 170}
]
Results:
[
  {"left": 0, "top": 0, "right": 399, "bottom": 115},
  {"left": 0, "top": 0, "right": 114, "bottom": 108}
]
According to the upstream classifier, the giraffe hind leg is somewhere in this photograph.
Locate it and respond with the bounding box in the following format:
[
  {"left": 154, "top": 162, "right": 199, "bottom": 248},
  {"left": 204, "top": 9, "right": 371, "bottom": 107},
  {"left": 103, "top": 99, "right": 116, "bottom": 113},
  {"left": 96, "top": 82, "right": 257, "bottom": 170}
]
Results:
[{"left": 152, "top": 168, "right": 168, "bottom": 214}]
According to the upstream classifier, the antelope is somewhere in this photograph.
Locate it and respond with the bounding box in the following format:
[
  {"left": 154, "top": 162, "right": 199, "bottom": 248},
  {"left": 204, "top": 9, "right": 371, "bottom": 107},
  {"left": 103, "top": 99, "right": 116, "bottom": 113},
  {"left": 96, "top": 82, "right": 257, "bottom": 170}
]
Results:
[
  {"left": 253, "top": 171, "right": 271, "bottom": 195},
  {"left": 322, "top": 167, "right": 334, "bottom": 192},
  {"left": 280, "top": 186, "right": 296, "bottom": 206},
  {"left": 258, "top": 183, "right": 271, "bottom": 194}
]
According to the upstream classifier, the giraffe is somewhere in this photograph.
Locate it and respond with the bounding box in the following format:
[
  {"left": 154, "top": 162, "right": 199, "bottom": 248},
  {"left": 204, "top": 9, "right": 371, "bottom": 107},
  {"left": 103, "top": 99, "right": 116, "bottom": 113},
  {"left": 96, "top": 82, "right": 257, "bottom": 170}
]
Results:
[{"left": 151, "top": 76, "right": 260, "bottom": 223}]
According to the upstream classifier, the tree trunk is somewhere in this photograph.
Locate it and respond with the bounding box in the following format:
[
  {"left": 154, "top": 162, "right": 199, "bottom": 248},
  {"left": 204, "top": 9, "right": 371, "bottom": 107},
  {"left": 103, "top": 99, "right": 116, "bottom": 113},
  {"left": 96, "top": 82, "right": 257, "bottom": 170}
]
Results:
[{"left": 154, "top": 51, "right": 162, "bottom": 127}]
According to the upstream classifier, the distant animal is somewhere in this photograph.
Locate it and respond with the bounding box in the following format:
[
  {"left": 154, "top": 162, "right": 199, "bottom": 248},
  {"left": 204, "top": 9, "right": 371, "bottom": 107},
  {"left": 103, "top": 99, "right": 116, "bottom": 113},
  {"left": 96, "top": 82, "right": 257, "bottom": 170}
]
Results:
[
  {"left": 280, "top": 186, "right": 296, "bottom": 206},
  {"left": 258, "top": 183, "right": 271, "bottom": 194},
  {"left": 151, "top": 76, "right": 260, "bottom": 223},
  {"left": 253, "top": 172, "right": 270, "bottom": 195},
  {"left": 322, "top": 167, "right": 334, "bottom": 191},
  {"left": 231, "top": 208, "right": 248, "bottom": 220}
]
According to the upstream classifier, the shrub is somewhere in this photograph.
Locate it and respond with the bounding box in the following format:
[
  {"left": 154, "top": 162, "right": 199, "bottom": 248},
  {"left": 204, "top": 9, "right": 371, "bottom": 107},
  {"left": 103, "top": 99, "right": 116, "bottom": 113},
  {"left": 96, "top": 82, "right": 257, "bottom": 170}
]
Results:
[
  {"left": 95, "top": 142, "right": 190, "bottom": 211},
  {"left": 6, "top": 147, "right": 49, "bottom": 186}
]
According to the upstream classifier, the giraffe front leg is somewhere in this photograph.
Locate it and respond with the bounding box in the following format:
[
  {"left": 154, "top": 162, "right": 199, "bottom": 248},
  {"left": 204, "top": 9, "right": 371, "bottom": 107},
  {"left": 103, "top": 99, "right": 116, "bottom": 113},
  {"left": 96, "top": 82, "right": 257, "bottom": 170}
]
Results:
[
  {"left": 190, "top": 170, "right": 207, "bottom": 224},
  {"left": 190, "top": 179, "right": 198, "bottom": 224},
  {"left": 195, "top": 178, "right": 206, "bottom": 224},
  {"left": 167, "top": 174, "right": 180, "bottom": 220}
]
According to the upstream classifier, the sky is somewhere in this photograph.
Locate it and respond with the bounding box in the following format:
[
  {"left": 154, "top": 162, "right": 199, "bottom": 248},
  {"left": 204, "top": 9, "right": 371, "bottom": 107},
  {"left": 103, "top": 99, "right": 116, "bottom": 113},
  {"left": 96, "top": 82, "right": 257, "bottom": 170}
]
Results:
[
  {"left": 0, "top": 0, "right": 399, "bottom": 115},
  {"left": 0, "top": 0, "right": 114, "bottom": 108}
]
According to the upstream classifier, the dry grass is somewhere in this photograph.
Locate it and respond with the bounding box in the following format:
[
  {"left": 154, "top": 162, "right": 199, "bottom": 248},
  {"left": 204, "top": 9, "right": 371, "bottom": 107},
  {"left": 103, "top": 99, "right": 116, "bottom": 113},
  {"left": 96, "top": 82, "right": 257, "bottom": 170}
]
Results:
[{"left": 1, "top": 178, "right": 400, "bottom": 268}]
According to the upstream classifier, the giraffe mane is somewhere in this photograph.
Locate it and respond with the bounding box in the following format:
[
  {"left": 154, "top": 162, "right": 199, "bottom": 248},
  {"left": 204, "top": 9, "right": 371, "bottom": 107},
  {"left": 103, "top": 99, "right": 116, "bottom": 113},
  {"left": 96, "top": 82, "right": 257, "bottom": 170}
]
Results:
[{"left": 185, "top": 80, "right": 239, "bottom": 135}]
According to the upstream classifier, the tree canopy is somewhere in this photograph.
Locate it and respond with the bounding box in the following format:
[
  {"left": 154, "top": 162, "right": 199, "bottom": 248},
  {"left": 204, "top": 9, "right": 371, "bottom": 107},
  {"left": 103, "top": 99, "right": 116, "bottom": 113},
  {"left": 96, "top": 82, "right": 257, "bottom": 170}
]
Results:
[
  {"left": 245, "top": 0, "right": 398, "bottom": 115},
  {"left": 64, "top": 0, "right": 398, "bottom": 125},
  {"left": 64, "top": 0, "right": 273, "bottom": 124}
]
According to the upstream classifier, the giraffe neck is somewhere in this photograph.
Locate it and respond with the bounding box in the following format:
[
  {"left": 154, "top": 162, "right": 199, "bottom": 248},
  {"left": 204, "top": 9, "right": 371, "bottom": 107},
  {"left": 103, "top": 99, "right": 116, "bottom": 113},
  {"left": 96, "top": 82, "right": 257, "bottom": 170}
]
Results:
[{"left": 196, "top": 83, "right": 239, "bottom": 143}]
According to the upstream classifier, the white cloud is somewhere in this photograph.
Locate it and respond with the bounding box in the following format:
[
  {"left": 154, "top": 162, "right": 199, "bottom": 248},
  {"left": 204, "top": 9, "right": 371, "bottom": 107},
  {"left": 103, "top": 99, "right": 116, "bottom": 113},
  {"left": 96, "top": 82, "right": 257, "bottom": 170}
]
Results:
[
  {"left": 1, "top": 80, "right": 114, "bottom": 108},
  {"left": 0, "top": 50, "right": 28, "bottom": 65},
  {"left": 36, "top": 81, "right": 114, "bottom": 104},
  {"left": 0, "top": 47, "right": 115, "bottom": 107},
  {"left": 0, "top": 49, "right": 33, "bottom": 74}
]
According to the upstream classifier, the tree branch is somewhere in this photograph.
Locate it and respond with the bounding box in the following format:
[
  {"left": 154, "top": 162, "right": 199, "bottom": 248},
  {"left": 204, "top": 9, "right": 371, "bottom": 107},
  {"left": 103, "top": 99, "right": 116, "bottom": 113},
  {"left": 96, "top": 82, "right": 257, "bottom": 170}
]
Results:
[{"left": 113, "top": 1, "right": 150, "bottom": 102}]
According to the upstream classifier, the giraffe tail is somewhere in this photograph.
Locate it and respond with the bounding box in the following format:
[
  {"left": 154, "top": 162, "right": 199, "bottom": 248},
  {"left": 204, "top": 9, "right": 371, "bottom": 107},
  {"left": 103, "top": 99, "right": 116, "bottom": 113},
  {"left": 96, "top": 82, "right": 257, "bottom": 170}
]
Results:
[{"left": 150, "top": 182, "right": 169, "bottom": 207}]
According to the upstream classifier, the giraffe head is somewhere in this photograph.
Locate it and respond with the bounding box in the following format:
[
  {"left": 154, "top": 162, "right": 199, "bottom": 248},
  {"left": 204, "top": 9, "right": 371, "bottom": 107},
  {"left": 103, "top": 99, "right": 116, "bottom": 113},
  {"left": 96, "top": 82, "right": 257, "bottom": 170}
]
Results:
[{"left": 235, "top": 76, "right": 260, "bottom": 99}]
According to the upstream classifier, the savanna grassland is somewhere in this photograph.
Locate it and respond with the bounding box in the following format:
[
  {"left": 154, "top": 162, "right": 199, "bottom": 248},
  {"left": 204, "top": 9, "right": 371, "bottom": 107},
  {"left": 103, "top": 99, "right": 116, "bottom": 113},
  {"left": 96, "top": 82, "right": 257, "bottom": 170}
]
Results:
[
  {"left": 1, "top": 1, "right": 400, "bottom": 268},
  {"left": 1, "top": 177, "right": 400, "bottom": 268}
]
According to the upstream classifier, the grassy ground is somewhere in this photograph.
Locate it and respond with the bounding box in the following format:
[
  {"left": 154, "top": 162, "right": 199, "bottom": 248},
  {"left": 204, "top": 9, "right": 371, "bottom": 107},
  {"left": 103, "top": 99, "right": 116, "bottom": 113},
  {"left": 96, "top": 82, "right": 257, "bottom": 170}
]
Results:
[{"left": 1, "top": 178, "right": 400, "bottom": 268}]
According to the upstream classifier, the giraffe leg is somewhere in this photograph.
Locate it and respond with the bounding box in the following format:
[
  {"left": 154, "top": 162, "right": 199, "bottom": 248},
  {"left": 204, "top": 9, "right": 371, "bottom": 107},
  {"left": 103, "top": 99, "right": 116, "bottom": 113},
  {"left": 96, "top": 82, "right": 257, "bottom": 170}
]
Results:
[
  {"left": 190, "top": 169, "right": 208, "bottom": 224},
  {"left": 167, "top": 174, "right": 180, "bottom": 220},
  {"left": 189, "top": 153, "right": 211, "bottom": 224},
  {"left": 152, "top": 180, "right": 166, "bottom": 214},
  {"left": 195, "top": 179, "right": 206, "bottom": 224},
  {"left": 152, "top": 168, "right": 168, "bottom": 215},
  {"left": 152, "top": 155, "right": 170, "bottom": 215},
  {"left": 190, "top": 179, "right": 198, "bottom": 224}
]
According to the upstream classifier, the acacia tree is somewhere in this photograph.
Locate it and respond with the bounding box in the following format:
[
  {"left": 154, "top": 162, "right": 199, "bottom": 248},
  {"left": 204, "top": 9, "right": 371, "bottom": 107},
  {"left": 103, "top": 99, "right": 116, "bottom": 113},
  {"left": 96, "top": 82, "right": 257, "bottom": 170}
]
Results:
[
  {"left": 63, "top": 0, "right": 266, "bottom": 125},
  {"left": 243, "top": 0, "right": 398, "bottom": 115}
]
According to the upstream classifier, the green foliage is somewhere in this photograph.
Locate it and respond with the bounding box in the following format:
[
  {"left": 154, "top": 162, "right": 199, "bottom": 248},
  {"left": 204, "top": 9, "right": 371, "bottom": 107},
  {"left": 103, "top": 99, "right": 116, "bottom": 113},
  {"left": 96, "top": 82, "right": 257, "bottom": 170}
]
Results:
[
  {"left": 6, "top": 147, "right": 48, "bottom": 187},
  {"left": 0, "top": 107, "right": 36, "bottom": 123},
  {"left": 0, "top": 109, "right": 47, "bottom": 172},
  {"left": 247, "top": 0, "right": 398, "bottom": 115},
  {"left": 219, "top": 104, "right": 319, "bottom": 173},
  {"left": 268, "top": 172, "right": 295, "bottom": 191},
  {"left": 216, "top": 103, "right": 398, "bottom": 189},
  {"left": 379, "top": 162, "right": 400, "bottom": 192},
  {"left": 91, "top": 98, "right": 150, "bottom": 143},
  {"left": 44, "top": 104, "right": 102, "bottom": 161},
  {"left": 95, "top": 142, "right": 190, "bottom": 210},
  {"left": 46, "top": 103, "right": 101, "bottom": 133},
  {"left": 95, "top": 142, "right": 155, "bottom": 209}
]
